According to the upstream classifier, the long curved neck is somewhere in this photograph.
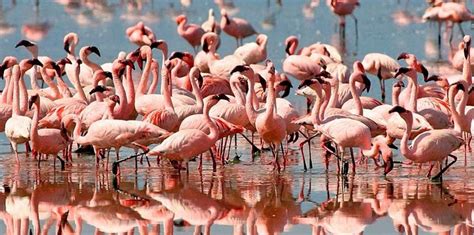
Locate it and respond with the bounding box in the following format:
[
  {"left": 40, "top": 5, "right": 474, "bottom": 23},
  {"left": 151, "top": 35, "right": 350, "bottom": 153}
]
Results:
[
  {"left": 30, "top": 67, "right": 41, "bottom": 91},
  {"left": 328, "top": 81, "right": 339, "bottom": 109},
  {"left": 56, "top": 74, "right": 73, "bottom": 98},
  {"left": 463, "top": 48, "right": 472, "bottom": 85},
  {"left": 80, "top": 52, "right": 101, "bottom": 72},
  {"left": 12, "top": 69, "right": 19, "bottom": 115},
  {"left": 189, "top": 73, "right": 203, "bottom": 110},
  {"left": 245, "top": 78, "right": 258, "bottom": 124},
  {"left": 72, "top": 67, "right": 88, "bottom": 103},
  {"left": 1, "top": 75, "right": 10, "bottom": 104},
  {"left": 449, "top": 86, "right": 465, "bottom": 132},
  {"left": 138, "top": 53, "right": 152, "bottom": 96},
  {"left": 67, "top": 42, "right": 77, "bottom": 61},
  {"left": 162, "top": 72, "right": 174, "bottom": 110},
  {"left": 177, "top": 20, "right": 187, "bottom": 34},
  {"left": 39, "top": 68, "right": 60, "bottom": 100},
  {"left": 6, "top": 74, "right": 14, "bottom": 104},
  {"left": 112, "top": 77, "right": 128, "bottom": 118},
  {"left": 392, "top": 89, "right": 400, "bottom": 106},
  {"left": 311, "top": 87, "right": 323, "bottom": 125},
  {"left": 349, "top": 74, "right": 363, "bottom": 115},
  {"left": 263, "top": 78, "right": 276, "bottom": 120},
  {"left": 124, "top": 65, "right": 135, "bottom": 112},
  {"left": 230, "top": 80, "right": 245, "bottom": 105},
  {"left": 147, "top": 65, "right": 159, "bottom": 94},
  {"left": 400, "top": 115, "right": 414, "bottom": 160},
  {"left": 407, "top": 75, "right": 418, "bottom": 112},
  {"left": 204, "top": 102, "right": 219, "bottom": 142},
  {"left": 320, "top": 87, "right": 330, "bottom": 121},
  {"left": 31, "top": 101, "right": 40, "bottom": 143},
  {"left": 72, "top": 117, "right": 86, "bottom": 145},
  {"left": 289, "top": 40, "right": 298, "bottom": 56},
  {"left": 19, "top": 72, "right": 28, "bottom": 114}
]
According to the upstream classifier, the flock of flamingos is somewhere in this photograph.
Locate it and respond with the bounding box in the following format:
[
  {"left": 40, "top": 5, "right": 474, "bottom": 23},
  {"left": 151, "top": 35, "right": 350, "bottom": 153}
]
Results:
[{"left": 0, "top": 0, "right": 474, "bottom": 183}]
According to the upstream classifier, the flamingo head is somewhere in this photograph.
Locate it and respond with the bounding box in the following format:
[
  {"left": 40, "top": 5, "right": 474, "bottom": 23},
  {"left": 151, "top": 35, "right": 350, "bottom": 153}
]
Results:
[
  {"left": 28, "top": 94, "right": 39, "bottom": 110},
  {"left": 388, "top": 106, "right": 413, "bottom": 125},
  {"left": 85, "top": 46, "right": 101, "bottom": 57},
  {"left": 15, "top": 39, "right": 36, "bottom": 50},
  {"left": 44, "top": 60, "right": 62, "bottom": 77},
  {"left": 463, "top": 35, "right": 471, "bottom": 59},
  {"left": 451, "top": 81, "right": 466, "bottom": 92},
  {"left": 359, "top": 74, "right": 371, "bottom": 93},
  {"left": 175, "top": 15, "right": 187, "bottom": 25},
  {"left": 393, "top": 80, "right": 405, "bottom": 89},
  {"left": 108, "top": 94, "right": 120, "bottom": 105},
  {"left": 115, "top": 59, "right": 135, "bottom": 77},
  {"left": 384, "top": 156, "right": 394, "bottom": 176},
  {"left": 393, "top": 67, "right": 412, "bottom": 78},
  {"left": 19, "top": 58, "right": 43, "bottom": 74},
  {"left": 0, "top": 56, "right": 18, "bottom": 79},
  {"left": 396, "top": 52, "right": 409, "bottom": 60},
  {"left": 89, "top": 85, "right": 108, "bottom": 95},
  {"left": 63, "top": 32, "right": 79, "bottom": 54},
  {"left": 150, "top": 40, "right": 167, "bottom": 52},
  {"left": 277, "top": 77, "right": 293, "bottom": 98},
  {"left": 284, "top": 36, "right": 298, "bottom": 55},
  {"left": 169, "top": 51, "right": 194, "bottom": 68}
]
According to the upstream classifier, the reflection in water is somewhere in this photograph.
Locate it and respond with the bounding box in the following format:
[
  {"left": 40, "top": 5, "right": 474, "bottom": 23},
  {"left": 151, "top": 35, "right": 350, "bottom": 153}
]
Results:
[{"left": 0, "top": 160, "right": 473, "bottom": 234}]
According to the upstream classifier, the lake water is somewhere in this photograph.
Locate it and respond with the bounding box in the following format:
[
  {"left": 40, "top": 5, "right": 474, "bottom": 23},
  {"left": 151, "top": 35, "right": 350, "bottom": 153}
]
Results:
[{"left": 0, "top": 0, "right": 472, "bottom": 234}]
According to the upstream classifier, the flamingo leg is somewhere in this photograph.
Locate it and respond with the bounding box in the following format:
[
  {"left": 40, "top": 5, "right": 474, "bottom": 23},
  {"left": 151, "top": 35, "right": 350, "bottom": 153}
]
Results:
[
  {"left": 458, "top": 23, "right": 465, "bottom": 36},
  {"left": 431, "top": 154, "right": 457, "bottom": 181},
  {"left": 377, "top": 67, "right": 385, "bottom": 101},
  {"left": 210, "top": 150, "right": 217, "bottom": 172},
  {"left": 111, "top": 151, "right": 148, "bottom": 175},
  {"left": 350, "top": 148, "right": 356, "bottom": 174},
  {"left": 350, "top": 14, "right": 358, "bottom": 44},
  {"left": 239, "top": 133, "right": 261, "bottom": 154},
  {"left": 56, "top": 155, "right": 65, "bottom": 171}
]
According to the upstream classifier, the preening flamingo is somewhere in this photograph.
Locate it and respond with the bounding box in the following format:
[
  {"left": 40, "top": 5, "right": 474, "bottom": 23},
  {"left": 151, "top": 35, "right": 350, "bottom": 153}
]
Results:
[
  {"left": 146, "top": 94, "right": 230, "bottom": 171},
  {"left": 201, "top": 9, "right": 221, "bottom": 34},
  {"left": 233, "top": 34, "right": 268, "bottom": 65},
  {"left": 388, "top": 106, "right": 464, "bottom": 180}
]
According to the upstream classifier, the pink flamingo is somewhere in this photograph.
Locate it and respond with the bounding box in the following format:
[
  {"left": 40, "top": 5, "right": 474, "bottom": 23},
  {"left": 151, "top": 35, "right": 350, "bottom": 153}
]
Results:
[
  {"left": 233, "top": 34, "right": 268, "bottom": 65},
  {"left": 78, "top": 94, "right": 119, "bottom": 131},
  {"left": 327, "top": 0, "right": 360, "bottom": 38},
  {"left": 254, "top": 61, "right": 286, "bottom": 171},
  {"left": 143, "top": 62, "right": 180, "bottom": 132},
  {"left": 125, "top": 21, "right": 156, "bottom": 46},
  {"left": 176, "top": 14, "right": 206, "bottom": 52},
  {"left": 284, "top": 35, "right": 343, "bottom": 62},
  {"left": 195, "top": 33, "right": 220, "bottom": 73},
  {"left": 361, "top": 53, "right": 400, "bottom": 101},
  {"left": 388, "top": 106, "right": 464, "bottom": 180},
  {"left": 76, "top": 45, "right": 102, "bottom": 87},
  {"left": 5, "top": 65, "right": 32, "bottom": 163},
  {"left": 147, "top": 94, "right": 229, "bottom": 171},
  {"left": 220, "top": 9, "right": 257, "bottom": 46},
  {"left": 201, "top": 32, "right": 246, "bottom": 78},
  {"left": 63, "top": 32, "right": 79, "bottom": 62},
  {"left": 201, "top": 9, "right": 221, "bottom": 34},
  {"left": 448, "top": 81, "right": 472, "bottom": 154},
  {"left": 282, "top": 50, "right": 327, "bottom": 81},
  {"left": 200, "top": 74, "right": 234, "bottom": 97},
  {"left": 29, "top": 94, "right": 70, "bottom": 170}
]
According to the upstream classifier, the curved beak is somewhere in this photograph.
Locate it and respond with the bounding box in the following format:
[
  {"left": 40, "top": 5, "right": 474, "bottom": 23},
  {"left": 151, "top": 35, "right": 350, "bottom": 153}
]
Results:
[
  {"left": 121, "top": 59, "right": 135, "bottom": 70},
  {"left": 285, "top": 42, "right": 291, "bottom": 55},
  {"left": 298, "top": 79, "right": 316, "bottom": 89},
  {"left": 197, "top": 73, "right": 204, "bottom": 88},
  {"left": 150, "top": 40, "right": 163, "bottom": 49},
  {"left": 28, "top": 95, "right": 39, "bottom": 110},
  {"left": 230, "top": 65, "right": 249, "bottom": 75},
  {"left": 52, "top": 63, "right": 61, "bottom": 76},
  {"left": 452, "top": 82, "right": 466, "bottom": 92},
  {"left": 104, "top": 71, "right": 112, "bottom": 79},
  {"left": 88, "top": 46, "right": 101, "bottom": 57},
  {"left": 89, "top": 85, "right": 107, "bottom": 95},
  {"left": 394, "top": 67, "right": 409, "bottom": 78},
  {"left": 258, "top": 74, "right": 267, "bottom": 92},
  {"left": 394, "top": 80, "right": 405, "bottom": 88},
  {"left": 64, "top": 41, "right": 70, "bottom": 54},
  {"left": 397, "top": 52, "right": 409, "bottom": 60},
  {"left": 388, "top": 105, "right": 406, "bottom": 114},
  {"left": 361, "top": 74, "right": 371, "bottom": 93},
  {"left": 202, "top": 40, "right": 209, "bottom": 53},
  {"left": 216, "top": 94, "right": 230, "bottom": 101},
  {"left": 30, "top": 59, "right": 43, "bottom": 67},
  {"left": 15, "top": 39, "right": 35, "bottom": 48},
  {"left": 425, "top": 74, "right": 440, "bottom": 82},
  {"left": 168, "top": 51, "right": 185, "bottom": 61},
  {"left": 278, "top": 80, "right": 293, "bottom": 98},
  {"left": 420, "top": 64, "right": 429, "bottom": 81},
  {"left": 0, "top": 63, "right": 6, "bottom": 79},
  {"left": 110, "top": 95, "right": 120, "bottom": 104}
]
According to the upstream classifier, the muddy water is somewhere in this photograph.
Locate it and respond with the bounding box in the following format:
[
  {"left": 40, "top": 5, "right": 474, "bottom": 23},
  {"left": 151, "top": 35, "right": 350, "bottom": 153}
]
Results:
[{"left": 0, "top": 0, "right": 472, "bottom": 234}]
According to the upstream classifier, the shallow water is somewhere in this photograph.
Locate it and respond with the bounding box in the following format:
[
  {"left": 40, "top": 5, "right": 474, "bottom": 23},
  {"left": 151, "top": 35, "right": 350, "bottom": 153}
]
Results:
[{"left": 0, "top": 0, "right": 472, "bottom": 234}]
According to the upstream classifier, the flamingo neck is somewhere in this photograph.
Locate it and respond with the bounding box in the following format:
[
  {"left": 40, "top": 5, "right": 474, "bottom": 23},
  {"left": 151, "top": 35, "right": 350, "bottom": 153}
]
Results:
[
  {"left": 448, "top": 86, "right": 465, "bottom": 132},
  {"left": 67, "top": 43, "right": 77, "bottom": 61},
  {"left": 72, "top": 67, "right": 88, "bottom": 103},
  {"left": 138, "top": 53, "right": 152, "bottom": 96},
  {"left": 177, "top": 20, "right": 187, "bottom": 34},
  {"left": 400, "top": 114, "right": 414, "bottom": 160},
  {"left": 407, "top": 75, "right": 418, "bottom": 112},
  {"left": 124, "top": 65, "right": 135, "bottom": 114},
  {"left": 30, "top": 66, "right": 41, "bottom": 91},
  {"left": 39, "top": 68, "right": 61, "bottom": 100},
  {"left": 72, "top": 116, "right": 85, "bottom": 145},
  {"left": 19, "top": 72, "right": 28, "bottom": 114},
  {"left": 245, "top": 78, "right": 258, "bottom": 125},
  {"left": 189, "top": 73, "right": 203, "bottom": 110},
  {"left": 1, "top": 75, "right": 10, "bottom": 104},
  {"left": 80, "top": 52, "right": 101, "bottom": 72},
  {"left": 148, "top": 65, "right": 159, "bottom": 94},
  {"left": 12, "top": 68, "right": 20, "bottom": 115},
  {"left": 328, "top": 80, "right": 339, "bottom": 109},
  {"left": 392, "top": 89, "right": 400, "bottom": 106},
  {"left": 112, "top": 76, "right": 128, "bottom": 119},
  {"left": 463, "top": 48, "right": 472, "bottom": 86},
  {"left": 289, "top": 40, "right": 298, "bottom": 55},
  {"left": 311, "top": 88, "right": 322, "bottom": 126},
  {"left": 162, "top": 72, "right": 174, "bottom": 110},
  {"left": 264, "top": 79, "right": 276, "bottom": 120},
  {"left": 230, "top": 80, "right": 245, "bottom": 106},
  {"left": 320, "top": 86, "right": 330, "bottom": 121},
  {"left": 204, "top": 102, "right": 219, "bottom": 142},
  {"left": 349, "top": 74, "right": 363, "bottom": 115},
  {"left": 31, "top": 101, "right": 41, "bottom": 143},
  {"left": 6, "top": 74, "right": 14, "bottom": 105}
]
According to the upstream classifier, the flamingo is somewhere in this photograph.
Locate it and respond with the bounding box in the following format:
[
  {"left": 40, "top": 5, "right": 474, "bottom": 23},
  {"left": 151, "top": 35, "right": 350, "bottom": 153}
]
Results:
[
  {"left": 327, "top": 0, "right": 360, "bottom": 39},
  {"left": 253, "top": 61, "right": 286, "bottom": 171},
  {"left": 233, "top": 34, "right": 268, "bottom": 65},
  {"left": 201, "top": 9, "right": 221, "bottom": 34},
  {"left": 282, "top": 52, "right": 327, "bottom": 81},
  {"left": 220, "top": 9, "right": 257, "bottom": 46},
  {"left": 78, "top": 94, "right": 119, "bottom": 131},
  {"left": 143, "top": 62, "right": 180, "bottom": 132},
  {"left": 125, "top": 21, "right": 156, "bottom": 46},
  {"left": 176, "top": 14, "right": 206, "bottom": 52},
  {"left": 448, "top": 81, "right": 472, "bottom": 153},
  {"left": 202, "top": 32, "right": 246, "bottom": 78},
  {"left": 361, "top": 53, "right": 400, "bottom": 101},
  {"left": 77, "top": 45, "right": 102, "bottom": 87},
  {"left": 388, "top": 106, "right": 464, "bottom": 180},
  {"left": 146, "top": 94, "right": 230, "bottom": 171},
  {"left": 29, "top": 94, "right": 70, "bottom": 170},
  {"left": 5, "top": 65, "right": 31, "bottom": 163},
  {"left": 284, "top": 35, "right": 342, "bottom": 63}
]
